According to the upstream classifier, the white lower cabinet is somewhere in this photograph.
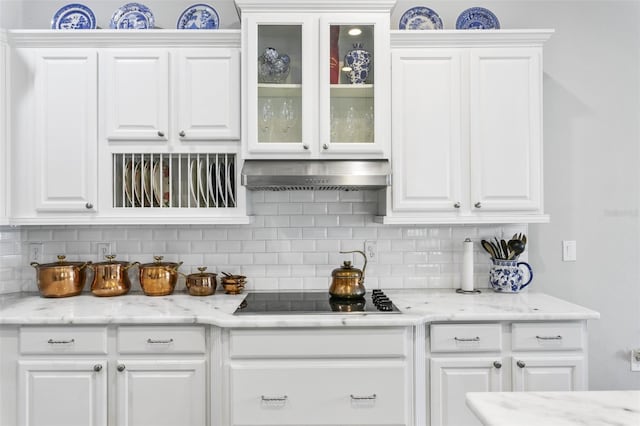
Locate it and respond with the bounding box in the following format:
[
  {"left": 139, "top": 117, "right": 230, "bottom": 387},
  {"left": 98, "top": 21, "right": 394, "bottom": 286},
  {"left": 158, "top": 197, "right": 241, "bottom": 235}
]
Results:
[
  {"left": 225, "top": 327, "right": 413, "bottom": 426},
  {"left": 17, "top": 360, "right": 107, "bottom": 426},
  {"left": 116, "top": 359, "right": 206, "bottom": 426},
  {"left": 7, "top": 325, "right": 208, "bottom": 426},
  {"left": 428, "top": 321, "right": 588, "bottom": 426}
]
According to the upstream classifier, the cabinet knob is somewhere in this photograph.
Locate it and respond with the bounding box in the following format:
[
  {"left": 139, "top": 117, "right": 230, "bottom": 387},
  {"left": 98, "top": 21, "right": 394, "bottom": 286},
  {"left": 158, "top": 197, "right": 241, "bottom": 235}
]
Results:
[
  {"left": 453, "top": 202, "right": 461, "bottom": 209},
  {"left": 517, "top": 360, "right": 526, "bottom": 368},
  {"left": 474, "top": 202, "right": 482, "bottom": 208},
  {"left": 93, "top": 364, "right": 102, "bottom": 372},
  {"left": 117, "top": 364, "right": 126, "bottom": 372},
  {"left": 493, "top": 361, "right": 502, "bottom": 369},
  {"left": 303, "top": 144, "right": 309, "bottom": 150},
  {"left": 85, "top": 202, "right": 93, "bottom": 209},
  {"left": 157, "top": 131, "right": 165, "bottom": 137},
  {"left": 322, "top": 143, "right": 329, "bottom": 150},
  {"left": 179, "top": 130, "right": 186, "bottom": 137}
]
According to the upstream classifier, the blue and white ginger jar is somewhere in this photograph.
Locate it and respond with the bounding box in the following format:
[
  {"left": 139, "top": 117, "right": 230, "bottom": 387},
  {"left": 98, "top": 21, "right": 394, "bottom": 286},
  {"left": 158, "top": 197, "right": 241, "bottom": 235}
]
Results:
[{"left": 344, "top": 43, "right": 371, "bottom": 84}]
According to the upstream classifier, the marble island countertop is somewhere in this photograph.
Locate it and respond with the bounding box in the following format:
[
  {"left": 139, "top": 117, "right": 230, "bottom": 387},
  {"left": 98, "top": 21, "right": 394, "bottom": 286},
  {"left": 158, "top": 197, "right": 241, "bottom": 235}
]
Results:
[
  {"left": 466, "top": 391, "right": 640, "bottom": 426},
  {"left": 0, "top": 289, "right": 599, "bottom": 327}
]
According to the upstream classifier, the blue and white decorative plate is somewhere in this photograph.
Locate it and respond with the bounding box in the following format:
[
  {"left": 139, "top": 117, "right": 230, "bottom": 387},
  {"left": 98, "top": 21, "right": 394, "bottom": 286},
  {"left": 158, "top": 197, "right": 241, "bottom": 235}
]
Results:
[
  {"left": 109, "top": 2, "right": 155, "bottom": 29},
  {"left": 177, "top": 4, "right": 219, "bottom": 29},
  {"left": 456, "top": 7, "right": 500, "bottom": 30},
  {"left": 51, "top": 3, "right": 96, "bottom": 29},
  {"left": 399, "top": 6, "right": 443, "bottom": 30}
]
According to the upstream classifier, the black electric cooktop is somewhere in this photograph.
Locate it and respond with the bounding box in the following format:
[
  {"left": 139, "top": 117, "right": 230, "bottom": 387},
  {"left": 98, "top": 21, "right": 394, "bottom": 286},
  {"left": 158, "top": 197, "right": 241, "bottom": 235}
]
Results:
[{"left": 233, "top": 290, "right": 401, "bottom": 315}]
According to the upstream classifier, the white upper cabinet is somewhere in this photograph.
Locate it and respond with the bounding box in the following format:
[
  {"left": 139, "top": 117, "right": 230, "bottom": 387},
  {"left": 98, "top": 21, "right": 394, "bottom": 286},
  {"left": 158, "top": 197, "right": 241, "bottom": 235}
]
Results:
[
  {"left": 237, "top": 0, "right": 393, "bottom": 159},
  {"left": 0, "top": 32, "right": 8, "bottom": 225},
  {"left": 8, "top": 30, "right": 247, "bottom": 225},
  {"left": 10, "top": 46, "right": 98, "bottom": 221},
  {"left": 103, "top": 49, "right": 170, "bottom": 142},
  {"left": 381, "top": 30, "right": 552, "bottom": 224}
]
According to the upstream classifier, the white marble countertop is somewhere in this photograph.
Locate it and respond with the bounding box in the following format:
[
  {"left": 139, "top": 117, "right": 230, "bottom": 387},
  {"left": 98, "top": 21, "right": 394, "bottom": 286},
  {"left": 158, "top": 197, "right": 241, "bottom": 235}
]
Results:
[
  {"left": 466, "top": 391, "right": 640, "bottom": 426},
  {"left": 0, "top": 289, "right": 599, "bottom": 327}
]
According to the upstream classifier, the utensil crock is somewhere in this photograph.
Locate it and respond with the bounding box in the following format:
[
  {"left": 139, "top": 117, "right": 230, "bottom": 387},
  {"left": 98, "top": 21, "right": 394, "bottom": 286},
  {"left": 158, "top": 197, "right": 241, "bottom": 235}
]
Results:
[{"left": 489, "top": 259, "right": 533, "bottom": 293}]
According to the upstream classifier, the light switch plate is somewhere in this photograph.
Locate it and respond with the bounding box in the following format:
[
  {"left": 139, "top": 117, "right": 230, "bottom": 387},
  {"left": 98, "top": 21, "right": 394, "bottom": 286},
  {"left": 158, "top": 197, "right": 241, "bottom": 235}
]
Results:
[
  {"left": 364, "top": 241, "right": 377, "bottom": 263},
  {"left": 562, "top": 240, "right": 577, "bottom": 261},
  {"left": 29, "top": 243, "right": 43, "bottom": 262},
  {"left": 97, "top": 242, "right": 112, "bottom": 259}
]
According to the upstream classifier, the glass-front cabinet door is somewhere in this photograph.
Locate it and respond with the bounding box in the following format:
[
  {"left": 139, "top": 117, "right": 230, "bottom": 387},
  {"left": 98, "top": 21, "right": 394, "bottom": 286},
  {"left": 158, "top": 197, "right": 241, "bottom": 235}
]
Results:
[
  {"left": 319, "top": 15, "right": 389, "bottom": 157},
  {"left": 243, "top": 11, "right": 390, "bottom": 158}
]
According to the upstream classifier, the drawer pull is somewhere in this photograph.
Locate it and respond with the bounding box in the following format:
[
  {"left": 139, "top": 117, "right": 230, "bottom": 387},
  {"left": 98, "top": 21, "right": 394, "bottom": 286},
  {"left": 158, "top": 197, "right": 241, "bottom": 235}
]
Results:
[
  {"left": 146, "top": 338, "right": 174, "bottom": 344},
  {"left": 93, "top": 364, "right": 102, "bottom": 372},
  {"left": 350, "top": 394, "right": 377, "bottom": 401},
  {"left": 47, "top": 338, "right": 75, "bottom": 345},
  {"left": 117, "top": 364, "right": 126, "bottom": 372},
  {"left": 493, "top": 361, "right": 502, "bottom": 369},
  {"left": 517, "top": 360, "right": 526, "bottom": 368},
  {"left": 261, "top": 395, "right": 288, "bottom": 402},
  {"left": 535, "top": 335, "right": 563, "bottom": 340},
  {"left": 454, "top": 336, "right": 480, "bottom": 342}
]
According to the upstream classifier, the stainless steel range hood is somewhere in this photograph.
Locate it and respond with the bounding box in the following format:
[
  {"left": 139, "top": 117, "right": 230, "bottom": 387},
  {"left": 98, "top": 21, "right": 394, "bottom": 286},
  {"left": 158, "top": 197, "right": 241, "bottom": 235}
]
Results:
[{"left": 241, "top": 160, "right": 391, "bottom": 191}]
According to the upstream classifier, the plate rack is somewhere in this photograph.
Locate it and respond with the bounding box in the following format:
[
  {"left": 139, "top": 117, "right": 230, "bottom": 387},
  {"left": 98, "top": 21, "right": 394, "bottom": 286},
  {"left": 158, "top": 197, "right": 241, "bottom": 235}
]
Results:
[{"left": 112, "top": 153, "right": 237, "bottom": 209}]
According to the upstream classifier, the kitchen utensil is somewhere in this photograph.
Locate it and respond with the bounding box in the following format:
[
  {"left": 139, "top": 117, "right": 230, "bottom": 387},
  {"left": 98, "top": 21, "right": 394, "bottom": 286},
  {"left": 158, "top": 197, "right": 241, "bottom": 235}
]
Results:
[
  {"left": 329, "top": 250, "right": 367, "bottom": 299},
  {"left": 500, "top": 239, "right": 509, "bottom": 260},
  {"left": 138, "top": 256, "right": 183, "bottom": 296},
  {"left": 481, "top": 240, "right": 496, "bottom": 258},
  {"left": 185, "top": 267, "right": 217, "bottom": 296},
  {"left": 494, "top": 238, "right": 505, "bottom": 259},
  {"left": 489, "top": 259, "right": 533, "bottom": 293},
  {"left": 89, "top": 255, "right": 139, "bottom": 297},
  {"left": 507, "top": 239, "right": 526, "bottom": 260},
  {"left": 31, "top": 255, "right": 91, "bottom": 298}
]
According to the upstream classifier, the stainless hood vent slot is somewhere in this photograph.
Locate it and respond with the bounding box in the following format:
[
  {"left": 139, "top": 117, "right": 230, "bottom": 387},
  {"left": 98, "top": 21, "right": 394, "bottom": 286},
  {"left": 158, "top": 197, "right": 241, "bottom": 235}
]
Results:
[{"left": 241, "top": 160, "right": 391, "bottom": 191}]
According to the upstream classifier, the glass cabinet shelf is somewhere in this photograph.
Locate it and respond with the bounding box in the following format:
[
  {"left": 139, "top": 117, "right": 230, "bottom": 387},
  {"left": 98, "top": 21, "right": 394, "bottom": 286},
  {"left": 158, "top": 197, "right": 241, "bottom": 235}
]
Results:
[
  {"left": 258, "top": 84, "right": 302, "bottom": 97},
  {"left": 330, "top": 84, "right": 373, "bottom": 98}
]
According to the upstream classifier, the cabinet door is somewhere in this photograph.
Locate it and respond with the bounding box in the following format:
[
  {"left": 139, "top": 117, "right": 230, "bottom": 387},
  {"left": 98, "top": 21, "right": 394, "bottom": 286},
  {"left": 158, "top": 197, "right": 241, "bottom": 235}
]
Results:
[
  {"left": 17, "top": 360, "right": 107, "bottom": 426},
  {"left": 34, "top": 49, "right": 97, "bottom": 212},
  {"left": 116, "top": 359, "right": 206, "bottom": 426},
  {"left": 391, "top": 49, "right": 463, "bottom": 212},
  {"left": 319, "top": 13, "right": 390, "bottom": 156},
  {"left": 468, "top": 47, "right": 542, "bottom": 212},
  {"left": 512, "top": 356, "right": 585, "bottom": 392},
  {"left": 177, "top": 48, "right": 240, "bottom": 141},
  {"left": 0, "top": 39, "right": 7, "bottom": 223},
  {"left": 430, "top": 357, "right": 503, "bottom": 426},
  {"left": 245, "top": 15, "right": 316, "bottom": 155},
  {"left": 103, "top": 49, "right": 169, "bottom": 141}
]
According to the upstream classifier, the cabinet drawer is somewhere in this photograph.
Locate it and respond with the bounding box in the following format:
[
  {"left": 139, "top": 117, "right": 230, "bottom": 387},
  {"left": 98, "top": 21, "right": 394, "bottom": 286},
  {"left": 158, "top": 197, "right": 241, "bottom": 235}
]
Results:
[
  {"left": 512, "top": 322, "right": 584, "bottom": 351},
  {"left": 117, "top": 326, "right": 206, "bottom": 354},
  {"left": 229, "top": 328, "right": 407, "bottom": 358},
  {"left": 20, "top": 326, "right": 107, "bottom": 355},
  {"left": 430, "top": 323, "right": 502, "bottom": 352},
  {"left": 230, "top": 361, "right": 408, "bottom": 425}
]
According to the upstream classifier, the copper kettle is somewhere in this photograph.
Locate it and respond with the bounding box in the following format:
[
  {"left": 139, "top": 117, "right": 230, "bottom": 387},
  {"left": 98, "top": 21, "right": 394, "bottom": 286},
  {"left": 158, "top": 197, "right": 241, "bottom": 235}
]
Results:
[{"left": 329, "top": 250, "right": 367, "bottom": 299}]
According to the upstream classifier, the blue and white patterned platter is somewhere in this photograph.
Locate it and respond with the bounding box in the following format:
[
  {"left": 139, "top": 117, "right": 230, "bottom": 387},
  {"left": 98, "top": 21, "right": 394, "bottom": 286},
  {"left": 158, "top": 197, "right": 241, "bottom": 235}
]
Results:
[
  {"left": 51, "top": 3, "right": 96, "bottom": 29},
  {"left": 456, "top": 7, "right": 500, "bottom": 30},
  {"left": 399, "top": 6, "right": 443, "bottom": 30},
  {"left": 177, "top": 3, "right": 219, "bottom": 29},
  {"left": 109, "top": 2, "right": 155, "bottom": 29}
]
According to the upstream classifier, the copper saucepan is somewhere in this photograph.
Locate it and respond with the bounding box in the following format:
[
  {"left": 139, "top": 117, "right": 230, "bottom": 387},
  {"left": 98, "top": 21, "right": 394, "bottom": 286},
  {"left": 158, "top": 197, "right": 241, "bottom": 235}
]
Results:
[
  {"left": 184, "top": 267, "right": 218, "bottom": 296},
  {"left": 139, "top": 256, "right": 183, "bottom": 296},
  {"left": 89, "top": 255, "right": 139, "bottom": 297},
  {"left": 31, "top": 255, "right": 91, "bottom": 298}
]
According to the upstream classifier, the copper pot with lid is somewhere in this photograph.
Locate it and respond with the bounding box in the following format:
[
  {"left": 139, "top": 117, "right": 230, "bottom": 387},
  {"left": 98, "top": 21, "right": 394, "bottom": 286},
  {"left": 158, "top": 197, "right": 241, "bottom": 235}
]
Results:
[
  {"left": 89, "top": 255, "right": 139, "bottom": 297},
  {"left": 30, "top": 255, "right": 91, "bottom": 298},
  {"left": 139, "top": 256, "right": 183, "bottom": 296},
  {"left": 185, "top": 267, "right": 217, "bottom": 296},
  {"left": 329, "top": 250, "right": 367, "bottom": 299}
]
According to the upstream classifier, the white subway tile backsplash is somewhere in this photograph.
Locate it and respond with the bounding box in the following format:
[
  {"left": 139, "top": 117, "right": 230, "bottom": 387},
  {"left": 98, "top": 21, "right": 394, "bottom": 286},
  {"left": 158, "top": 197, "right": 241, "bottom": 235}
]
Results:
[{"left": 0, "top": 192, "right": 524, "bottom": 294}]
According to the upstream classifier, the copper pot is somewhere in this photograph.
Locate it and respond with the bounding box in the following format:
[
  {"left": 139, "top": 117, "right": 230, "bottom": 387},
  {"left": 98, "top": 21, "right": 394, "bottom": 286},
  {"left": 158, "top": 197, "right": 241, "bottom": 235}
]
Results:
[
  {"left": 89, "top": 255, "right": 139, "bottom": 297},
  {"left": 185, "top": 267, "right": 217, "bottom": 296},
  {"left": 139, "top": 256, "right": 183, "bottom": 296},
  {"left": 31, "top": 255, "right": 91, "bottom": 298},
  {"left": 329, "top": 250, "right": 367, "bottom": 299}
]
